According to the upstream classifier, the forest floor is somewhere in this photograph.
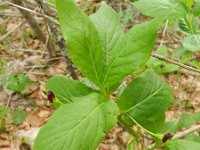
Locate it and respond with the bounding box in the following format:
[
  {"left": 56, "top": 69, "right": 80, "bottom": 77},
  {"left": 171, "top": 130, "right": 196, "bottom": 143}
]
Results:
[{"left": 0, "top": 0, "right": 200, "bottom": 150}]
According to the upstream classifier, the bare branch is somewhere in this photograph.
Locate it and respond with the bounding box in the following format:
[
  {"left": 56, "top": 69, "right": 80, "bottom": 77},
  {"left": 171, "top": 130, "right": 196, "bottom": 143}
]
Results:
[
  {"left": 0, "top": 22, "right": 23, "bottom": 42},
  {"left": 173, "top": 124, "right": 200, "bottom": 139},
  {"left": 152, "top": 54, "right": 200, "bottom": 74},
  {"left": 11, "top": 0, "right": 55, "bottom": 59},
  {"left": 7, "top": 1, "right": 59, "bottom": 25}
]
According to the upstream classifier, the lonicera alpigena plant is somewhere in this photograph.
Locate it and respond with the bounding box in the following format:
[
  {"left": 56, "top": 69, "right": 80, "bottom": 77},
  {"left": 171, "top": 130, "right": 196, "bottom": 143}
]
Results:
[
  {"left": 135, "top": 0, "right": 200, "bottom": 70},
  {"left": 33, "top": 0, "right": 200, "bottom": 149}
]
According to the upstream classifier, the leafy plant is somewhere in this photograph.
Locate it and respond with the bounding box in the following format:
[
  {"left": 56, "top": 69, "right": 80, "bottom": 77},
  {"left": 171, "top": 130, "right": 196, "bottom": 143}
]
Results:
[
  {"left": 2, "top": 72, "right": 30, "bottom": 94},
  {"left": 0, "top": 105, "right": 8, "bottom": 133},
  {"left": 135, "top": 0, "right": 200, "bottom": 70},
  {"left": 33, "top": 0, "right": 199, "bottom": 149},
  {"left": 11, "top": 108, "right": 26, "bottom": 125}
]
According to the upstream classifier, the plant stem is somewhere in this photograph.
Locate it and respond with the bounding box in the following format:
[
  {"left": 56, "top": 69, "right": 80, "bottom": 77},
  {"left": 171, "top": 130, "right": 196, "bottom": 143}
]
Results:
[
  {"left": 152, "top": 54, "right": 200, "bottom": 74},
  {"left": 126, "top": 114, "right": 162, "bottom": 140},
  {"left": 118, "top": 116, "right": 140, "bottom": 140}
]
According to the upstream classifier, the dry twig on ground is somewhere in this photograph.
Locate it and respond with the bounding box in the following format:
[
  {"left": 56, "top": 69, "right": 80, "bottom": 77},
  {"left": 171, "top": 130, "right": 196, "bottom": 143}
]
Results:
[{"left": 11, "top": 0, "right": 55, "bottom": 59}]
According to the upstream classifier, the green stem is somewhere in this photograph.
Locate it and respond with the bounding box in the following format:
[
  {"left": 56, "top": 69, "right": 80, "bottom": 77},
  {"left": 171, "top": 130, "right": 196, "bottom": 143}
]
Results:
[
  {"left": 126, "top": 114, "right": 162, "bottom": 141},
  {"left": 118, "top": 116, "right": 140, "bottom": 140}
]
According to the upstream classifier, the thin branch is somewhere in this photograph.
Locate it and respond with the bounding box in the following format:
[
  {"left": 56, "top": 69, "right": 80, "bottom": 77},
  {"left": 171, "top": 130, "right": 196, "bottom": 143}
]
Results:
[
  {"left": 7, "top": 1, "right": 59, "bottom": 25},
  {"left": 11, "top": 0, "right": 55, "bottom": 59},
  {"left": 35, "top": 0, "right": 78, "bottom": 80},
  {"left": 10, "top": 48, "right": 48, "bottom": 54},
  {"left": 173, "top": 124, "right": 200, "bottom": 139},
  {"left": 0, "top": 22, "right": 23, "bottom": 42},
  {"left": 6, "top": 94, "right": 12, "bottom": 108},
  {"left": 152, "top": 54, "right": 200, "bottom": 74}
]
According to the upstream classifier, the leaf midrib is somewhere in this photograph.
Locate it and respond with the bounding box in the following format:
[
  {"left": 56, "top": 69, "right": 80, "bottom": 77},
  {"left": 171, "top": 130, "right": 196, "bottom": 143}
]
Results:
[
  {"left": 124, "top": 84, "right": 164, "bottom": 113},
  {"left": 52, "top": 101, "right": 105, "bottom": 149}
]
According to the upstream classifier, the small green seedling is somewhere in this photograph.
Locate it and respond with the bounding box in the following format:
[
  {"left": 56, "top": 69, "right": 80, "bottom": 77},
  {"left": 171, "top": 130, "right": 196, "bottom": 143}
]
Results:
[
  {"left": 3, "top": 72, "right": 30, "bottom": 94},
  {"left": 0, "top": 105, "right": 8, "bottom": 133},
  {"left": 11, "top": 108, "right": 26, "bottom": 125}
]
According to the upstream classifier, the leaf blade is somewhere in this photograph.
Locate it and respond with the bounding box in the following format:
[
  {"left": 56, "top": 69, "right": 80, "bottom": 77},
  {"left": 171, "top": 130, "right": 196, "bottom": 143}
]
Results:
[
  {"left": 165, "top": 139, "right": 200, "bottom": 150},
  {"left": 102, "top": 20, "right": 159, "bottom": 87},
  {"left": 134, "top": 0, "right": 187, "bottom": 20},
  {"left": 90, "top": 3, "right": 124, "bottom": 67},
  {"left": 33, "top": 93, "right": 119, "bottom": 150},
  {"left": 46, "top": 76, "right": 94, "bottom": 103},
  {"left": 55, "top": 0, "right": 103, "bottom": 86},
  {"left": 117, "top": 70, "right": 174, "bottom": 133},
  {"left": 183, "top": 34, "right": 200, "bottom": 51}
]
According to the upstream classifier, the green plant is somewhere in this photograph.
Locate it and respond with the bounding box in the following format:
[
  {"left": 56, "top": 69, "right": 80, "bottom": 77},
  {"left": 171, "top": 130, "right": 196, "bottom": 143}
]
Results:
[
  {"left": 119, "top": 3, "right": 135, "bottom": 25},
  {"left": 135, "top": 0, "right": 200, "bottom": 71},
  {"left": 2, "top": 72, "right": 30, "bottom": 94},
  {"left": 0, "top": 105, "right": 8, "bottom": 133},
  {"left": 11, "top": 108, "right": 26, "bottom": 125},
  {"left": 33, "top": 0, "right": 199, "bottom": 149}
]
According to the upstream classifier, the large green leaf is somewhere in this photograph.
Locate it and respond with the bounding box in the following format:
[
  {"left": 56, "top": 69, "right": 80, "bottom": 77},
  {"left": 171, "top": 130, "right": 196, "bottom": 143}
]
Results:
[
  {"left": 46, "top": 76, "right": 94, "bottom": 103},
  {"left": 102, "top": 19, "right": 159, "bottom": 87},
  {"left": 165, "top": 139, "right": 200, "bottom": 150},
  {"left": 134, "top": 0, "right": 187, "bottom": 20},
  {"left": 117, "top": 70, "right": 173, "bottom": 132},
  {"left": 90, "top": 3, "right": 124, "bottom": 67},
  {"left": 183, "top": 34, "right": 200, "bottom": 51},
  {"left": 34, "top": 93, "right": 119, "bottom": 150},
  {"left": 55, "top": 0, "right": 103, "bottom": 86}
]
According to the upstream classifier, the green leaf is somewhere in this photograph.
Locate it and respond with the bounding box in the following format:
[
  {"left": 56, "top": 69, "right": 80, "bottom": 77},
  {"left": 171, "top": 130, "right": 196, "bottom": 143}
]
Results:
[
  {"left": 147, "top": 58, "right": 163, "bottom": 75},
  {"left": 90, "top": 2, "right": 124, "bottom": 67},
  {"left": 11, "top": 109, "right": 26, "bottom": 125},
  {"left": 0, "top": 105, "right": 8, "bottom": 133},
  {"left": 2, "top": 73, "right": 30, "bottom": 94},
  {"left": 117, "top": 70, "right": 173, "bottom": 133},
  {"left": 3, "top": 73, "right": 20, "bottom": 92},
  {"left": 178, "top": 112, "right": 200, "bottom": 128},
  {"left": 161, "top": 64, "right": 180, "bottom": 74},
  {"left": 183, "top": 34, "right": 200, "bottom": 51},
  {"left": 127, "top": 139, "right": 136, "bottom": 150},
  {"left": 157, "top": 45, "right": 168, "bottom": 57},
  {"left": 33, "top": 93, "right": 119, "bottom": 150},
  {"left": 184, "top": 134, "right": 200, "bottom": 143},
  {"left": 193, "top": 0, "right": 200, "bottom": 16},
  {"left": 165, "top": 139, "right": 200, "bottom": 150},
  {"left": 177, "top": 19, "right": 191, "bottom": 34},
  {"left": 46, "top": 76, "right": 94, "bottom": 103},
  {"left": 178, "top": 114, "right": 196, "bottom": 128},
  {"left": 185, "top": 0, "right": 194, "bottom": 9},
  {"left": 162, "top": 120, "right": 180, "bottom": 134},
  {"left": 102, "top": 19, "right": 159, "bottom": 87},
  {"left": 134, "top": 0, "right": 187, "bottom": 20},
  {"left": 172, "top": 47, "right": 190, "bottom": 58},
  {"left": 55, "top": 0, "right": 103, "bottom": 86}
]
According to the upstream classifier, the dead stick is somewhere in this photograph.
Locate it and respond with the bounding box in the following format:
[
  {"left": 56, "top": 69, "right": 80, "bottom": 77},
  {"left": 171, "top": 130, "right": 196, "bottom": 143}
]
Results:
[
  {"left": 11, "top": 0, "right": 55, "bottom": 59},
  {"left": 152, "top": 54, "right": 200, "bottom": 74},
  {"left": 173, "top": 124, "right": 200, "bottom": 139},
  {"left": 7, "top": 1, "right": 59, "bottom": 25},
  {"left": 35, "top": 0, "right": 78, "bottom": 80}
]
